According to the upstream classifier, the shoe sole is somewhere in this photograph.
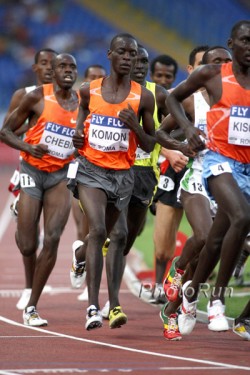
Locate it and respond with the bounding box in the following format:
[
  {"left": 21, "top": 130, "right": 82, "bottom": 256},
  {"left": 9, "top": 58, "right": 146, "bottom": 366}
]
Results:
[
  {"left": 109, "top": 315, "right": 127, "bottom": 329},
  {"left": 208, "top": 322, "right": 229, "bottom": 331},
  {"left": 86, "top": 320, "right": 103, "bottom": 331},
  {"left": 233, "top": 328, "right": 250, "bottom": 340},
  {"left": 164, "top": 335, "right": 182, "bottom": 341},
  {"left": 24, "top": 320, "right": 48, "bottom": 327}
]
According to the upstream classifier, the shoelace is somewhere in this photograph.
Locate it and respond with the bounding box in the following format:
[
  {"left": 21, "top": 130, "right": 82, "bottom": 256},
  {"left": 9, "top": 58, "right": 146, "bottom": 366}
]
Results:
[
  {"left": 28, "top": 310, "right": 39, "bottom": 319},
  {"left": 74, "top": 261, "right": 85, "bottom": 276},
  {"left": 112, "top": 307, "right": 121, "bottom": 316},
  {"left": 171, "top": 272, "right": 182, "bottom": 289},
  {"left": 168, "top": 315, "right": 178, "bottom": 333},
  {"left": 209, "top": 304, "right": 225, "bottom": 318},
  {"left": 88, "top": 308, "right": 98, "bottom": 317}
]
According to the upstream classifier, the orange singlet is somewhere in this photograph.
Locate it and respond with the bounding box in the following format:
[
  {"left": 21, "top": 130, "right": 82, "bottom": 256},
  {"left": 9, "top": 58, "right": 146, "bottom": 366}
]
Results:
[
  {"left": 207, "top": 62, "right": 250, "bottom": 163},
  {"left": 21, "top": 84, "right": 79, "bottom": 172},
  {"left": 78, "top": 78, "right": 141, "bottom": 170}
]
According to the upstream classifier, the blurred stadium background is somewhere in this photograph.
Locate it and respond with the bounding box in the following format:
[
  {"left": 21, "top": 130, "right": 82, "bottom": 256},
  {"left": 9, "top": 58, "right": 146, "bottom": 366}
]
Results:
[{"left": 0, "top": 0, "right": 250, "bottom": 132}]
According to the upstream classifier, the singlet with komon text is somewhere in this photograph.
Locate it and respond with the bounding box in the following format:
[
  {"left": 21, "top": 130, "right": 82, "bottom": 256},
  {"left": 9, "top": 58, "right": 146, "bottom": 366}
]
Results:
[{"left": 78, "top": 78, "right": 141, "bottom": 170}]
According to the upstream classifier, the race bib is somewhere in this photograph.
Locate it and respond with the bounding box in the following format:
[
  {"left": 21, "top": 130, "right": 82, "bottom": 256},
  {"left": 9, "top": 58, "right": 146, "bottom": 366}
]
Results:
[
  {"left": 135, "top": 146, "right": 150, "bottom": 160},
  {"left": 20, "top": 173, "right": 36, "bottom": 188},
  {"left": 40, "top": 122, "right": 75, "bottom": 159},
  {"left": 210, "top": 162, "right": 232, "bottom": 176},
  {"left": 67, "top": 161, "right": 79, "bottom": 178},
  {"left": 158, "top": 175, "right": 175, "bottom": 191},
  {"left": 10, "top": 169, "right": 20, "bottom": 187},
  {"left": 88, "top": 114, "right": 130, "bottom": 152},
  {"left": 228, "top": 106, "right": 250, "bottom": 146}
]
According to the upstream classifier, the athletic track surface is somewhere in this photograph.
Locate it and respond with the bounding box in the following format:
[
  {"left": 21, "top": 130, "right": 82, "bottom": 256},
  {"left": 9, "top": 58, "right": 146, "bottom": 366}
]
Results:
[{"left": 1, "top": 163, "right": 250, "bottom": 375}]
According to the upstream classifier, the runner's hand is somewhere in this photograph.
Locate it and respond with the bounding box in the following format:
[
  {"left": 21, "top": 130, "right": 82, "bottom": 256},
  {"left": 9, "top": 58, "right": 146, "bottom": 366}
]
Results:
[
  {"left": 29, "top": 144, "right": 48, "bottom": 158},
  {"left": 118, "top": 103, "right": 137, "bottom": 130},
  {"left": 185, "top": 127, "right": 206, "bottom": 152},
  {"left": 73, "top": 130, "right": 84, "bottom": 149}
]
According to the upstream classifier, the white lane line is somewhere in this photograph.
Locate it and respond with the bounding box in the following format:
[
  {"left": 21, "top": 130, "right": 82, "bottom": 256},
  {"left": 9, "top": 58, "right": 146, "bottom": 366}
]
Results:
[
  {"left": 0, "top": 335, "right": 62, "bottom": 340},
  {"left": 0, "top": 287, "right": 129, "bottom": 297},
  {"left": 0, "top": 366, "right": 233, "bottom": 374},
  {"left": 0, "top": 316, "right": 249, "bottom": 371},
  {"left": 0, "top": 195, "right": 13, "bottom": 242}
]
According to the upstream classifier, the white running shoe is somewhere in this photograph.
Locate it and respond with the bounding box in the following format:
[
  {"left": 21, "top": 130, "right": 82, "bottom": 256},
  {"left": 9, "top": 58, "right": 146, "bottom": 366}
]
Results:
[
  {"left": 16, "top": 288, "right": 32, "bottom": 310},
  {"left": 207, "top": 300, "right": 229, "bottom": 331},
  {"left": 23, "top": 306, "right": 48, "bottom": 326},
  {"left": 70, "top": 240, "right": 86, "bottom": 289},
  {"left": 16, "top": 285, "right": 52, "bottom": 311},
  {"left": 43, "top": 285, "right": 52, "bottom": 293},
  {"left": 77, "top": 286, "right": 88, "bottom": 301},
  {"left": 85, "top": 305, "right": 103, "bottom": 331},
  {"left": 10, "top": 194, "right": 20, "bottom": 218},
  {"left": 101, "top": 300, "right": 110, "bottom": 319},
  {"left": 178, "top": 280, "right": 198, "bottom": 335}
]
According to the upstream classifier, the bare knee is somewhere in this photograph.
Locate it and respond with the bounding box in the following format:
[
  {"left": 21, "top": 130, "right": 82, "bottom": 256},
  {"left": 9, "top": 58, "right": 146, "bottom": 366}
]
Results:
[
  {"left": 89, "top": 225, "right": 107, "bottom": 247},
  {"left": 234, "top": 211, "right": 250, "bottom": 232},
  {"left": 110, "top": 226, "right": 128, "bottom": 254},
  {"left": 17, "top": 233, "right": 39, "bottom": 257},
  {"left": 192, "top": 229, "right": 209, "bottom": 252},
  {"left": 155, "top": 245, "right": 175, "bottom": 262},
  {"left": 43, "top": 230, "right": 61, "bottom": 251}
]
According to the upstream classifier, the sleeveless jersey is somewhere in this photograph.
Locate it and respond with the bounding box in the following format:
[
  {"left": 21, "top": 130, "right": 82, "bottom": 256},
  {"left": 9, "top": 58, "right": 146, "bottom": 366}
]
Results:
[
  {"left": 186, "top": 91, "right": 210, "bottom": 171},
  {"left": 21, "top": 83, "right": 78, "bottom": 172},
  {"left": 181, "top": 91, "right": 213, "bottom": 196},
  {"left": 19, "top": 85, "right": 37, "bottom": 143},
  {"left": 79, "top": 78, "right": 141, "bottom": 170},
  {"left": 135, "top": 81, "right": 161, "bottom": 168},
  {"left": 207, "top": 62, "right": 250, "bottom": 163}
]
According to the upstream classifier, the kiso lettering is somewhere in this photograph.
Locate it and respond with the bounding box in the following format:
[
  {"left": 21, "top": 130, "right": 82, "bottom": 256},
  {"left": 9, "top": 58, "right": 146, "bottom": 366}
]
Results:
[{"left": 228, "top": 105, "right": 250, "bottom": 146}]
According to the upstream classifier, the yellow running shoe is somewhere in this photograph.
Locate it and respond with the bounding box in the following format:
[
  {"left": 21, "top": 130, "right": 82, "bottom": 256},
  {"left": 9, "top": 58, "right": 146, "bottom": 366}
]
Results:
[
  {"left": 102, "top": 238, "right": 110, "bottom": 257},
  {"left": 109, "top": 306, "right": 127, "bottom": 329}
]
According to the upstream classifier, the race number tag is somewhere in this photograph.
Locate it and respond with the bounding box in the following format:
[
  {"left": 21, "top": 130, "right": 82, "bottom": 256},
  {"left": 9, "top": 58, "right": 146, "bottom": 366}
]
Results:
[
  {"left": 135, "top": 146, "right": 150, "bottom": 160},
  {"left": 228, "top": 106, "right": 250, "bottom": 146},
  {"left": 67, "top": 161, "right": 79, "bottom": 178},
  {"left": 10, "top": 169, "right": 20, "bottom": 186},
  {"left": 158, "top": 175, "right": 175, "bottom": 191},
  {"left": 210, "top": 162, "right": 232, "bottom": 176},
  {"left": 20, "top": 173, "right": 36, "bottom": 188}
]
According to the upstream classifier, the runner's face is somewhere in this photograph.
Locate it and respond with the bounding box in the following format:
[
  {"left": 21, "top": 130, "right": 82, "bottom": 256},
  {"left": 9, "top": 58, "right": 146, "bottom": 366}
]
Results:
[
  {"left": 151, "top": 62, "right": 176, "bottom": 89},
  {"left": 131, "top": 47, "right": 149, "bottom": 85},
  {"left": 53, "top": 55, "right": 78, "bottom": 89},
  {"left": 109, "top": 37, "right": 138, "bottom": 76},
  {"left": 206, "top": 49, "right": 232, "bottom": 64},
  {"left": 85, "top": 67, "right": 106, "bottom": 82},
  {"left": 187, "top": 51, "right": 206, "bottom": 75},
  {"left": 34, "top": 51, "right": 57, "bottom": 85},
  {"left": 229, "top": 24, "right": 250, "bottom": 67}
]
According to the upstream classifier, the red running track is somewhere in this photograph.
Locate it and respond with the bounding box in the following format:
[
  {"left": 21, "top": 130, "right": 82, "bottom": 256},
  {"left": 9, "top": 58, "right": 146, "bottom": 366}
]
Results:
[{"left": 0, "top": 167, "right": 250, "bottom": 375}]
